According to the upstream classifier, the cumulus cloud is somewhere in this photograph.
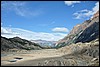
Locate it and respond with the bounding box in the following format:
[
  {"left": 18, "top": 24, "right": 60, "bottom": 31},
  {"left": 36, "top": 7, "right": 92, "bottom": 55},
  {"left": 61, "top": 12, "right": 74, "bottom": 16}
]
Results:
[
  {"left": 64, "top": 1, "right": 81, "bottom": 6},
  {"left": 52, "top": 27, "right": 69, "bottom": 32},
  {"left": 73, "top": 2, "right": 99, "bottom": 19},
  {"left": 73, "top": 9, "right": 93, "bottom": 19},
  {"left": 1, "top": 27, "right": 67, "bottom": 41}
]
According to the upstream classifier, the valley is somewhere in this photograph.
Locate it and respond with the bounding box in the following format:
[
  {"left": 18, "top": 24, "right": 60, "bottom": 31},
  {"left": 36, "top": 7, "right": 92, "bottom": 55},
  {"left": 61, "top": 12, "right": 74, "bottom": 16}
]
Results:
[{"left": 1, "top": 1, "right": 99, "bottom": 66}]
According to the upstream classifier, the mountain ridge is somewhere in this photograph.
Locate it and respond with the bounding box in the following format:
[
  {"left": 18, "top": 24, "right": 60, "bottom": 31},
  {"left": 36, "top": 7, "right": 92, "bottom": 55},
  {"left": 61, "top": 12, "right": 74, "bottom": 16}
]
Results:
[
  {"left": 55, "top": 11, "right": 99, "bottom": 48},
  {"left": 1, "top": 36, "right": 44, "bottom": 51},
  {"left": 30, "top": 39, "right": 56, "bottom": 47}
]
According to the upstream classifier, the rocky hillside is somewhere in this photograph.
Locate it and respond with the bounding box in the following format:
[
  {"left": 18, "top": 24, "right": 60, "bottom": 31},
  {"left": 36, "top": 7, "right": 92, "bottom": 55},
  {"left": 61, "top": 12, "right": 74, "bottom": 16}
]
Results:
[
  {"left": 35, "top": 38, "right": 99, "bottom": 66},
  {"left": 1, "top": 36, "right": 43, "bottom": 51},
  {"left": 92, "top": 11, "right": 99, "bottom": 20},
  {"left": 56, "top": 11, "right": 99, "bottom": 48}
]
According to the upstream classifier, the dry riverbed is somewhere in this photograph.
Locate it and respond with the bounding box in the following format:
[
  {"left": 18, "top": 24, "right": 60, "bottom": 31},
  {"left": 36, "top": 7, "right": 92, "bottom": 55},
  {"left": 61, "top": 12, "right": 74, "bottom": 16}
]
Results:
[{"left": 1, "top": 49, "right": 65, "bottom": 66}]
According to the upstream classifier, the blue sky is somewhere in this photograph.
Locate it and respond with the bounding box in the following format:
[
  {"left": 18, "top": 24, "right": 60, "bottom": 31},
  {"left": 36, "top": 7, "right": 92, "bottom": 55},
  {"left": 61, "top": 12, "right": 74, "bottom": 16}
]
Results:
[{"left": 1, "top": 1, "right": 99, "bottom": 41}]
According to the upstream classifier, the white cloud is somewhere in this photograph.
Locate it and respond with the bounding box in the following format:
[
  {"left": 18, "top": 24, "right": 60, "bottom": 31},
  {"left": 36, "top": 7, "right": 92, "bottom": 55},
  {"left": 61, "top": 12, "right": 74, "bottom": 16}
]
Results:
[
  {"left": 1, "top": 27, "right": 9, "bottom": 34},
  {"left": 52, "top": 27, "right": 69, "bottom": 32},
  {"left": 73, "top": 2, "right": 99, "bottom": 19},
  {"left": 1, "top": 1, "right": 26, "bottom": 11},
  {"left": 1, "top": 27, "right": 67, "bottom": 41},
  {"left": 1, "top": 27, "right": 19, "bottom": 35},
  {"left": 92, "top": 2, "right": 99, "bottom": 14},
  {"left": 73, "top": 9, "right": 93, "bottom": 19},
  {"left": 79, "top": 9, "right": 89, "bottom": 12},
  {"left": 1, "top": 1, "right": 43, "bottom": 17},
  {"left": 64, "top": 1, "right": 81, "bottom": 6}
]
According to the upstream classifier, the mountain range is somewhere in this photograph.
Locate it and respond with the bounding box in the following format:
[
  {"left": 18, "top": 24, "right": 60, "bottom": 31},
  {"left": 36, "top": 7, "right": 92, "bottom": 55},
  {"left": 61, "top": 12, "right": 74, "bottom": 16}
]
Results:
[
  {"left": 1, "top": 10, "right": 99, "bottom": 66},
  {"left": 30, "top": 39, "right": 56, "bottom": 47},
  {"left": 1, "top": 11, "right": 99, "bottom": 51}
]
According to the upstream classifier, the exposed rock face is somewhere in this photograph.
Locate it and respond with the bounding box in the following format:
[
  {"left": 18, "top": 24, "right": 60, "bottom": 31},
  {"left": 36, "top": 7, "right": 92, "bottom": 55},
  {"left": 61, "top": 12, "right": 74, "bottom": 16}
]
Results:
[
  {"left": 75, "top": 19, "right": 99, "bottom": 43},
  {"left": 58, "top": 38, "right": 99, "bottom": 58},
  {"left": 1, "top": 36, "right": 43, "bottom": 51},
  {"left": 37, "top": 38, "right": 99, "bottom": 66},
  {"left": 92, "top": 11, "right": 99, "bottom": 20},
  {"left": 37, "top": 55, "right": 99, "bottom": 66},
  {"left": 56, "top": 11, "right": 99, "bottom": 48}
]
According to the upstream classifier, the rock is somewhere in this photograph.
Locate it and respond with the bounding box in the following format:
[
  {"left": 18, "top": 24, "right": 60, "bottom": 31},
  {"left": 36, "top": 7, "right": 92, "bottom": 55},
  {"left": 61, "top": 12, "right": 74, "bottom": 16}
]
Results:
[
  {"left": 35, "top": 54, "right": 96, "bottom": 66},
  {"left": 91, "top": 11, "right": 99, "bottom": 20},
  {"left": 56, "top": 11, "right": 99, "bottom": 48},
  {"left": 9, "top": 59, "right": 17, "bottom": 62},
  {"left": 1, "top": 36, "right": 43, "bottom": 51},
  {"left": 91, "top": 58, "right": 98, "bottom": 62},
  {"left": 14, "top": 57, "right": 23, "bottom": 60}
]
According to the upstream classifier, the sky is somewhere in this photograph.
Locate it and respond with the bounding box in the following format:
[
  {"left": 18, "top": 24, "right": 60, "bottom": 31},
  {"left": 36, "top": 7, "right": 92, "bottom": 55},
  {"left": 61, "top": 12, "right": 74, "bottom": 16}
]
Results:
[{"left": 1, "top": 1, "right": 99, "bottom": 41}]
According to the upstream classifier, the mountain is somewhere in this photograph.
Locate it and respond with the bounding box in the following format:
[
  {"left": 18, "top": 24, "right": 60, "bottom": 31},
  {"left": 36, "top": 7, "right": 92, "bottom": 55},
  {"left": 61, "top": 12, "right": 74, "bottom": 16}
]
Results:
[
  {"left": 1, "top": 36, "right": 43, "bottom": 51},
  {"left": 30, "top": 39, "right": 56, "bottom": 47},
  {"left": 33, "top": 11, "right": 99, "bottom": 66},
  {"left": 1, "top": 11, "right": 99, "bottom": 66},
  {"left": 56, "top": 11, "right": 99, "bottom": 48}
]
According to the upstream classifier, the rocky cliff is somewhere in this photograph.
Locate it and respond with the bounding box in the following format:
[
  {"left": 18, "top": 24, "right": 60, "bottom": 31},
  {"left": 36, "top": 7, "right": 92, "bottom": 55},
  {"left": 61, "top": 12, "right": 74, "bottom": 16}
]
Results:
[
  {"left": 1, "top": 36, "right": 43, "bottom": 51},
  {"left": 56, "top": 11, "right": 99, "bottom": 48},
  {"left": 92, "top": 11, "right": 99, "bottom": 20}
]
